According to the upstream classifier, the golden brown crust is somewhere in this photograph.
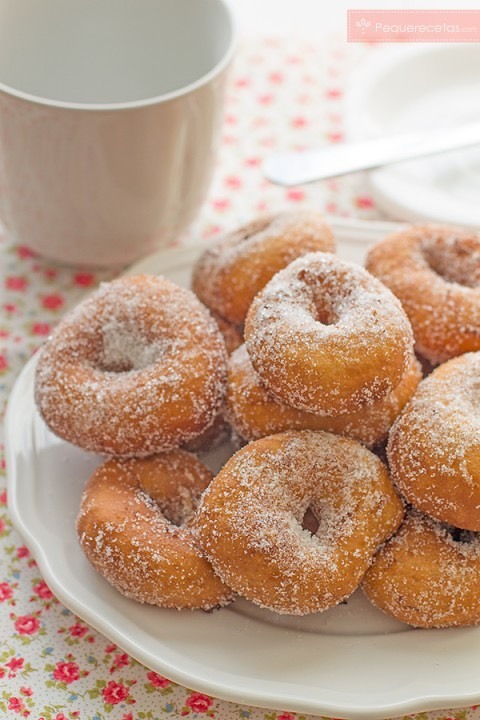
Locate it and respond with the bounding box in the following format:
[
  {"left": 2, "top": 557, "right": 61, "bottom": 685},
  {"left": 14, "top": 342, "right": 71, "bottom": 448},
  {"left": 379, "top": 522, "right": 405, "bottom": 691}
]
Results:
[
  {"left": 245, "top": 253, "right": 414, "bottom": 416},
  {"left": 226, "top": 345, "right": 421, "bottom": 447},
  {"left": 387, "top": 352, "right": 480, "bottom": 531},
  {"left": 366, "top": 224, "right": 480, "bottom": 365},
  {"left": 211, "top": 311, "right": 244, "bottom": 355},
  {"left": 77, "top": 452, "right": 232, "bottom": 610},
  {"left": 194, "top": 430, "right": 404, "bottom": 615},
  {"left": 362, "top": 511, "right": 480, "bottom": 628},
  {"left": 34, "top": 275, "right": 228, "bottom": 456},
  {"left": 192, "top": 211, "right": 335, "bottom": 326}
]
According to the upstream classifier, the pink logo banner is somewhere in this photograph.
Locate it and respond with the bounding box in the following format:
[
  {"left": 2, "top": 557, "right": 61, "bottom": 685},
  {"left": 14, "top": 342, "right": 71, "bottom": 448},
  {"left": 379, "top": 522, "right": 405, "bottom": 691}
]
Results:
[{"left": 348, "top": 9, "right": 480, "bottom": 42}]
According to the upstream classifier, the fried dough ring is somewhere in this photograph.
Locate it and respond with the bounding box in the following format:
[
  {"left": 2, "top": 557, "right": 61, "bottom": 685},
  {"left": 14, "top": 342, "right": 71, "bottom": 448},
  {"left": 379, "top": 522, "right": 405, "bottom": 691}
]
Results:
[
  {"left": 35, "top": 274, "right": 227, "bottom": 456},
  {"left": 245, "top": 253, "right": 414, "bottom": 415},
  {"left": 195, "top": 430, "right": 404, "bottom": 615},
  {"left": 192, "top": 210, "right": 335, "bottom": 326},
  {"left": 366, "top": 224, "right": 480, "bottom": 365},
  {"left": 77, "top": 451, "right": 232, "bottom": 610}
]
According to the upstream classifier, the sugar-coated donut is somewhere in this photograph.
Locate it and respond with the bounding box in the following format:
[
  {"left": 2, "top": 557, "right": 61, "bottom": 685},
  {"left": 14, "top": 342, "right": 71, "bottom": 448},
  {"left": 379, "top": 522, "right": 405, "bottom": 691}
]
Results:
[
  {"left": 192, "top": 210, "right": 335, "bottom": 326},
  {"left": 226, "top": 345, "right": 422, "bottom": 448},
  {"left": 362, "top": 511, "right": 480, "bottom": 628},
  {"left": 194, "top": 430, "right": 404, "bottom": 615},
  {"left": 388, "top": 352, "right": 480, "bottom": 531},
  {"left": 77, "top": 451, "right": 232, "bottom": 610},
  {"left": 35, "top": 274, "right": 228, "bottom": 456},
  {"left": 366, "top": 224, "right": 480, "bottom": 365},
  {"left": 245, "top": 253, "right": 414, "bottom": 416}
]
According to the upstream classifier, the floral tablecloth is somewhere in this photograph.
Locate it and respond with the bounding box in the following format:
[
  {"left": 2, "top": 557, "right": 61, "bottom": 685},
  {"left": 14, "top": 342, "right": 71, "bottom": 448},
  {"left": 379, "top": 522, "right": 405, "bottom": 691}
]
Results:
[{"left": 0, "top": 34, "right": 477, "bottom": 720}]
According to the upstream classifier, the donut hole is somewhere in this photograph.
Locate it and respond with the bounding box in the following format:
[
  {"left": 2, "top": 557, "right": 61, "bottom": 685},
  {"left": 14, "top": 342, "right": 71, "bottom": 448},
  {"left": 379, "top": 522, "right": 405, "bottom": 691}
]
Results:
[
  {"left": 422, "top": 238, "right": 480, "bottom": 288},
  {"left": 98, "top": 320, "right": 165, "bottom": 373},
  {"left": 301, "top": 507, "right": 320, "bottom": 535},
  {"left": 138, "top": 486, "right": 199, "bottom": 528},
  {"left": 297, "top": 268, "right": 341, "bottom": 326}
]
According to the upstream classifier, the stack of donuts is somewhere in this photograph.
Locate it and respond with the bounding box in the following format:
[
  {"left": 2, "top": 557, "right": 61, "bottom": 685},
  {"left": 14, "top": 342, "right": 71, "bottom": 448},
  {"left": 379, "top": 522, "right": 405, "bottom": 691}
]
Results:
[{"left": 33, "top": 212, "right": 480, "bottom": 627}]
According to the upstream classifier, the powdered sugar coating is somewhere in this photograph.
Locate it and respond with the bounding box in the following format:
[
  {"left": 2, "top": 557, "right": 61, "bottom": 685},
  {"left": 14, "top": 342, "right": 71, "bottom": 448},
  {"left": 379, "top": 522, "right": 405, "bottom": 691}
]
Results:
[
  {"left": 194, "top": 430, "right": 404, "bottom": 615},
  {"left": 226, "top": 344, "right": 421, "bottom": 447},
  {"left": 363, "top": 510, "right": 480, "bottom": 628},
  {"left": 388, "top": 352, "right": 480, "bottom": 531},
  {"left": 366, "top": 224, "right": 480, "bottom": 365},
  {"left": 76, "top": 451, "right": 232, "bottom": 610},
  {"left": 34, "top": 274, "right": 228, "bottom": 456},
  {"left": 192, "top": 210, "right": 335, "bottom": 326},
  {"left": 244, "top": 252, "right": 414, "bottom": 416}
]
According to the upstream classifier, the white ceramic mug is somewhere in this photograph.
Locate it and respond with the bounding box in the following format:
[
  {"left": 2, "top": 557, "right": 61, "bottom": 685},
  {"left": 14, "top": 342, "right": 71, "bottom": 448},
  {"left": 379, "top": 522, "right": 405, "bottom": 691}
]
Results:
[{"left": 0, "top": 0, "right": 236, "bottom": 266}]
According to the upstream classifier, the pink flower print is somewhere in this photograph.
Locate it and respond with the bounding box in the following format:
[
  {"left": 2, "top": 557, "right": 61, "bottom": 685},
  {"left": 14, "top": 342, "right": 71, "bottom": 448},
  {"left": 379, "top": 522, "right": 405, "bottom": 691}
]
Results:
[
  {"left": 53, "top": 660, "right": 80, "bottom": 684},
  {"left": 4, "top": 302, "right": 17, "bottom": 313},
  {"left": 212, "top": 198, "right": 230, "bottom": 212},
  {"left": 122, "top": 714, "right": 134, "bottom": 720},
  {"left": 327, "top": 131, "right": 344, "bottom": 143},
  {"left": 42, "top": 293, "right": 64, "bottom": 311},
  {"left": 0, "top": 517, "right": 6, "bottom": 532},
  {"left": 0, "top": 355, "right": 8, "bottom": 372},
  {"left": 33, "top": 580, "right": 53, "bottom": 599},
  {"left": 17, "top": 245, "right": 35, "bottom": 259},
  {"left": 14, "top": 614, "right": 40, "bottom": 635},
  {"left": 286, "top": 189, "right": 305, "bottom": 203},
  {"left": 244, "top": 156, "right": 261, "bottom": 167},
  {"left": 19, "top": 687, "right": 32, "bottom": 696},
  {"left": 8, "top": 697, "right": 26, "bottom": 714},
  {"left": 234, "top": 77, "right": 250, "bottom": 88},
  {"left": 5, "top": 657, "right": 24, "bottom": 673},
  {"left": 146, "top": 670, "right": 171, "bottom": 688},
  {"left": 69, "top": 622, "right": 88, "bottom": 638},
  {"left": 326, "top": 88, "right": 342, "bottom": 99},
  {"left": 185, "top": 692, "right": 214, "bottom": 713},
  {"left": 224, "top": 175, "right": 242, "bottom": 189},
  {"left": 17, "top": 546, "right": 30, "bottom": 558},
  {"left": 110, "top": 653, "right": 130, "bottom": 672},
  {"left": 269, "top": 71, "right": 284, "bottom": 83},
  {"left": 291, "top": 116, "right": 308, "bottom": 128},
  {"left": 0, "top": 581, "right": 13, "bottom": 601},
  {"left": 277, "top": 714, "right": 296, "bottom": 720},
  {"left": 355, "top": 195, "right": 375, "bottom": 209},
  {"left": 54, "top": 714, "right": 68, "bottom": 720},
  {"left": 74, "top": 272, "right": 95, "bottom": 287},
  {"left": 32, "top": 322, "right": 51, "bottom": 336},
  {"left": 105, "top": 643, "right": 117, "bottom": 653},
  {"left": 102, "top": 680, "right": 130, "bottom": 705},
  {"left": 0, "top": 489, "right": 7, "bottom": 505},
  {"left": 259, "top": 93, "right": 274, "bottom": 105},
  {"left": 5, "top": 276, "right": 28, "bottom": 291}
]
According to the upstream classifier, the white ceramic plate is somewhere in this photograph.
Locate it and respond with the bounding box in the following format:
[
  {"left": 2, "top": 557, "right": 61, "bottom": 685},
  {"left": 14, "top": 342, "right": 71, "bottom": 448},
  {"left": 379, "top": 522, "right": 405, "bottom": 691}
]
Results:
[
  {"left": 345, "top": 44, "right": 480, "bottom": 228},
  {"left": 7, "top": 219, "right": 480, "bottom": 720}
]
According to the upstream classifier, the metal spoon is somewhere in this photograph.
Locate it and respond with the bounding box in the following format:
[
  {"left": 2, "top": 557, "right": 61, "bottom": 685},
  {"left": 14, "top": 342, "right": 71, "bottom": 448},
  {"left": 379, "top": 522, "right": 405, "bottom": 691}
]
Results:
[{"left": 264, "top": 122, "right": 480, "bottom": 186}]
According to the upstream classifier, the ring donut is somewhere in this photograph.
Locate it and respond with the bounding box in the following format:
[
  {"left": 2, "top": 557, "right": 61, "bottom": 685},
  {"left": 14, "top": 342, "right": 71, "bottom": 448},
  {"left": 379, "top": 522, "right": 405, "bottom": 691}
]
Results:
[
  {"left": 245, "top": 252, "right": 414, "bottom": 416},
  {"left": 388, "top": 352, "right": 480, "bottom": 531},
  {"left": 226, "top": 345, "right": 422, "bottom": 448},
  {"left": 362, "top": 511, "right": 480, "bottom": 628},
  {"left": 35, "top": 274, "right": 228, "bottom": 456},
  {"left": 195, "top": 430, "right": 404, "bottom": 615},
  {"left": 192, "top": 210, "right": 335, "bottom": 326},
  {"left": 366, "top": 224, "right": 480, "bottom": 365},
  {"left": 77, "top": 451, "right": 232, "bottom": 610}
]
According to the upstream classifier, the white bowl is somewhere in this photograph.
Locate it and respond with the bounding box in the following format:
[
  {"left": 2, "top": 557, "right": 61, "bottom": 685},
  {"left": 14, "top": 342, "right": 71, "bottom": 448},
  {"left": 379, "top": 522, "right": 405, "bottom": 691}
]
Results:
[{"left": 345, "top": 44, "right": 480, "bottom": 227}]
